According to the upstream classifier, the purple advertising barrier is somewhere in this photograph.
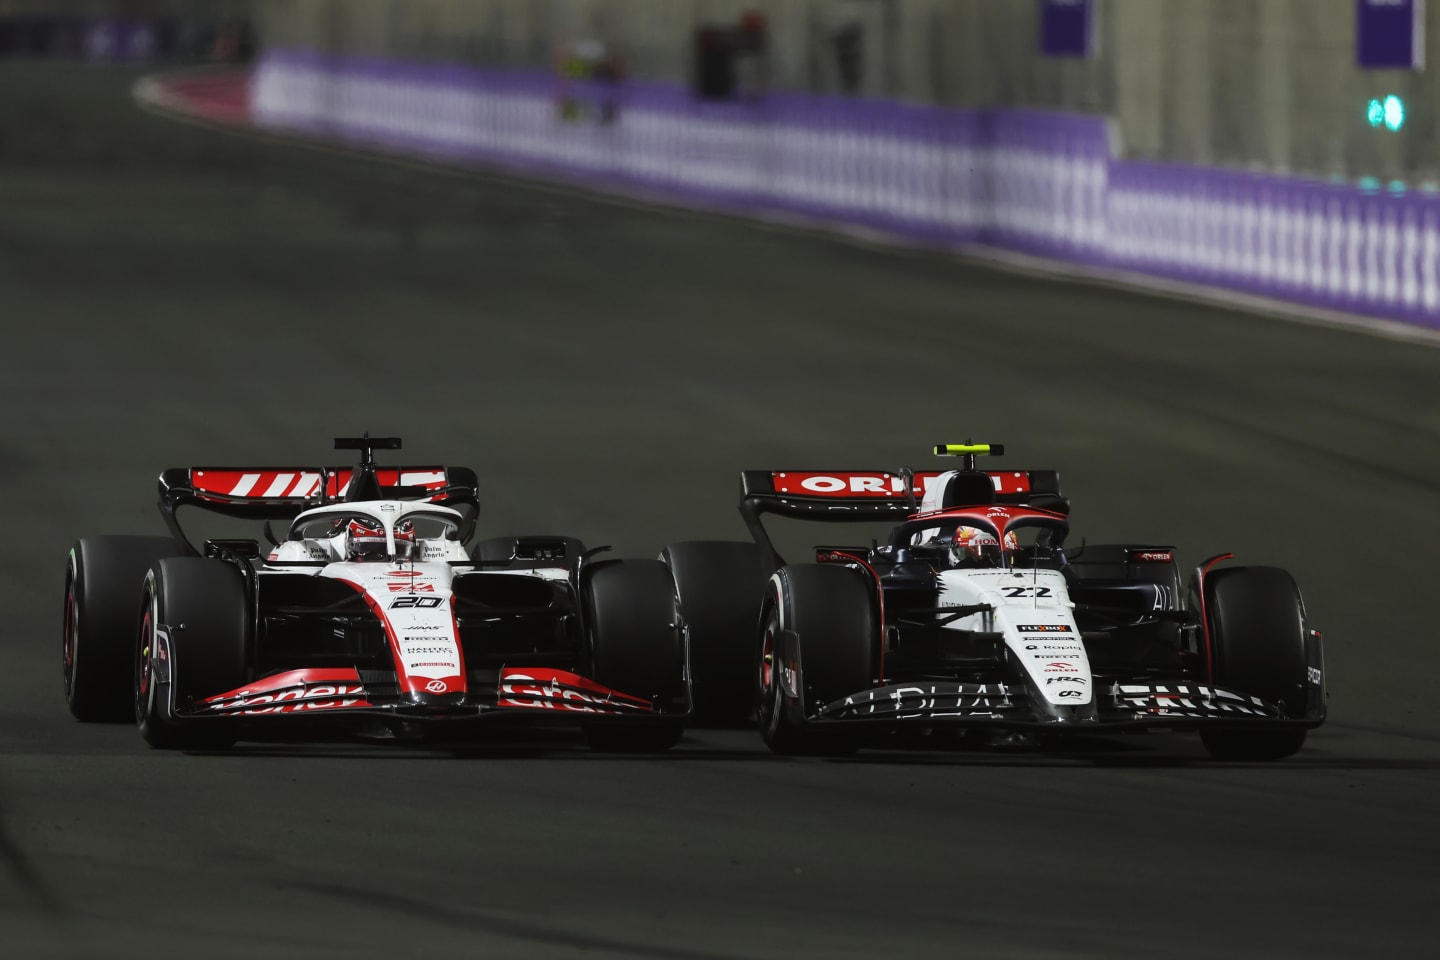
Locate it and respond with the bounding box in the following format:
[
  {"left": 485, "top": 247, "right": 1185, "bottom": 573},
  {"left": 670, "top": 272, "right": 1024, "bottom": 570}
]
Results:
[
  {"left": 981, "top": 109, "right": 1110, "bottom": 259},
  {"left": 252, "top": 47, "right": 990, "bottom": 245},
  {"left": 1040, "top": 0, "right": 1097, "bottom": 58},
  {"left": 249, "top": 47, "right": 1440, "bottom": 331},
  {"left": 1107, "top": 160, "right": 1440, "bottom": 327},
  {"left": 1357, "top": 0, "right": 1425, "bottom": 69}
]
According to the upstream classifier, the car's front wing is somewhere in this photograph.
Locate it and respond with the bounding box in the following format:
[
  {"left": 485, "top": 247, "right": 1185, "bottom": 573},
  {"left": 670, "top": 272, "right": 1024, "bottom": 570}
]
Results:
[
  {"left": 169, "top": 666, "right": 685, "bottom": 726},
  {"left": 811, "top": 680, "right": 1321, "bottom": 729}
]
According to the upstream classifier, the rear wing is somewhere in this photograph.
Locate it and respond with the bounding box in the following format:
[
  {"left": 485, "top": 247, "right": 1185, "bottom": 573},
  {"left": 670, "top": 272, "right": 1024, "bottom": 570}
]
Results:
[
  {"left": 739, "top": 468, "right": 1062, "bottom": 566},
  {"left": 158, "top": 464, "right": 480, "bottom": 550}
]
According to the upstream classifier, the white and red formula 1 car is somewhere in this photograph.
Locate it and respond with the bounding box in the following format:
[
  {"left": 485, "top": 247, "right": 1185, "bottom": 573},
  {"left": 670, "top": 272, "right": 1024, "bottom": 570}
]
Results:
[{"left": 63, "top": 435, "right": 689, "bottom": 751}]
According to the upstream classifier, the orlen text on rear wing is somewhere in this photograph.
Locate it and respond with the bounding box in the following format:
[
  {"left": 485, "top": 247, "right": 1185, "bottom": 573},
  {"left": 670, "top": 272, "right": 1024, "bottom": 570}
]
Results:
[
  {"left": 738, "top": 468, "right": 1061, "bottom": 567},
  {"left": 157, "top": 465, "right": 480, "bottom": 553}
]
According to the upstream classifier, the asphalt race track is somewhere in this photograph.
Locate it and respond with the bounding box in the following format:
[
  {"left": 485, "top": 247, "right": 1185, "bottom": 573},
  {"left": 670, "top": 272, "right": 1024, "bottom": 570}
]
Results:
[{"left": 3, "top": 64, "right": 1438, "bottom": 959}]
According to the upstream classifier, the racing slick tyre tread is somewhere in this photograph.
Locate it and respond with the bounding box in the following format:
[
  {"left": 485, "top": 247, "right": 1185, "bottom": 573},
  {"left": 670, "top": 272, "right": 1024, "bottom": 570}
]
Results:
[
  {"left": 581, "top": 559, "right": 685, "bottom": 753},
  {"left": 1199, "top": 565, "right": 1309, "bottom": 761},
  {"left": 64, "top": 536, "right": 187, "bottom": 722},
  {"left": 757, "top": 564, "right": 875, "bottom": 757},
  {"left": 136, "top": 558, "right": 250, "bottom": 750},
  {"left": 660, "top": 540, "right": 770, "bottom": 726}
]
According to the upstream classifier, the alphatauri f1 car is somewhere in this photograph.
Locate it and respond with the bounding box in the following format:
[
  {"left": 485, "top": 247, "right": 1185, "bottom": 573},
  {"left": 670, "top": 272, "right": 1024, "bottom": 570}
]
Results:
[
  {"left": 662, "top": 444, "right": 1325, "bottom": 759},
  {"left": 63, "top": 436, "right": 689, "bottom": 751}
]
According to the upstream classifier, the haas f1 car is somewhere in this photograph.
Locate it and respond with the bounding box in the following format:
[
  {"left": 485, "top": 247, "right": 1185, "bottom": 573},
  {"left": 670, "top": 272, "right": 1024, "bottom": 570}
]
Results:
[
  {"left": 62, "top": 436, "right": 689, "bottom": 751},
  {"left": 662, "top": 444, "right": 1325, "bottom": 759}
]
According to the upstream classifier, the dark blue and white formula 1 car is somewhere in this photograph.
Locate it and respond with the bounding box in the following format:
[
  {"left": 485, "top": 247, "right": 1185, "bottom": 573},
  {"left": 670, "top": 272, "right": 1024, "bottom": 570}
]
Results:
[
  {"left": 63, "top": 436, "right": 689, "bottom": 751},
  {"left": 662, "top": 444, "right": 1325, "bottom": 759}
]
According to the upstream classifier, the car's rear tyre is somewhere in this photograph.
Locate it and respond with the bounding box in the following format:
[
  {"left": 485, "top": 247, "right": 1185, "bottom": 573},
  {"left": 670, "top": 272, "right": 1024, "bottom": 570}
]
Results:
[
  {"left": 1198, "top": 565, "right": 1309, "bottom": 761},
  {"left": 64, "top": 536, "right": 186, "bottom": 722},
  {"left": 757, "top": 565, "right": 875, "bottom": 757},
  {"left": 136, "top": 558, "right": 250, "bottom": 750},
  {"left": 661, "top": 540, "right": 770, "bottom": 725},
  {"left": 581, "top": 559, "right": 685, "bottom": 753}
]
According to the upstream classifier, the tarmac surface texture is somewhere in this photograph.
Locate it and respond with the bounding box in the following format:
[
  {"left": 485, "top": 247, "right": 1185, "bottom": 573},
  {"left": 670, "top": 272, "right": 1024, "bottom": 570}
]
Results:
[{"left": 1, "top": 65, "right": 1435, "bottom": 959}]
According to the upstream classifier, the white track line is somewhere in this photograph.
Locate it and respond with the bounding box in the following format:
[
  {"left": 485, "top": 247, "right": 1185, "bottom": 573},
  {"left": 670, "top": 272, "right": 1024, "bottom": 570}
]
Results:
[{"left": 132, "top": 69, "right": 1440, "bottom": 350}]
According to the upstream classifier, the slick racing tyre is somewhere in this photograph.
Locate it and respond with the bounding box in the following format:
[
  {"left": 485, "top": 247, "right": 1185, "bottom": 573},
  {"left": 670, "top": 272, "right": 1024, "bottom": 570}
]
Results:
[
  {"left": 64, "top": 536, "right": 186, "bottom": 722},
  {"left": 661, "top": 540, "right": 770, "bottom": 725},
  {"left": 136, "top": 558, "right": 250, "bottom": 750},
  {"left": 1198, "top": 566, "right": 1309, "bottom": 761},
  {"left": 581, "top": 559, "right": 686, "bottom": 753},
  {"left": 757, "top": 565, "right": 874, "bottom": 757}
]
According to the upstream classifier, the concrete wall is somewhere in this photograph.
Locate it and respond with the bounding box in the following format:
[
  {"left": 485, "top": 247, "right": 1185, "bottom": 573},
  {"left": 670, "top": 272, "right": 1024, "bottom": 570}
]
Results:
[{"left": 252, "top": 0, "right": 1440, "bottom": 185}]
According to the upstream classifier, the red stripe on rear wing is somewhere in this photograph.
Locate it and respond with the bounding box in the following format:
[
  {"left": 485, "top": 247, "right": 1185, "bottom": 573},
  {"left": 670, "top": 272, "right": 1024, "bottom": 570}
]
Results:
[
  {"left": 738, "top": 468, "right": 1061, "bottom": 524},
  {"left": 767, "top": 470, "right": 1035, "bottom": 499},
  {"left": 189, "top": 467, "right": 449, "bottom": 503}
]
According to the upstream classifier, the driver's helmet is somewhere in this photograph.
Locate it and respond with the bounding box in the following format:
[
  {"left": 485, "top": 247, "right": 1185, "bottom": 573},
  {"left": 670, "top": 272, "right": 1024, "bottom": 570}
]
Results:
[
  {"left": 344, "top": 517, "right": 416, "bottom": 561},
  {"left": 947, "top": 526, "right": 1018, "bottom": 568}
]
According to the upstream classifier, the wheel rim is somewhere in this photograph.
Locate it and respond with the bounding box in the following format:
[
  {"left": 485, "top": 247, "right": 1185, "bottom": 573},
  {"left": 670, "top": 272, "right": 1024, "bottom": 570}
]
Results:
[
  {"left": 758, "top": 613, "right": 789, "bottom": 737},
  {"left": 62, "top": 573, "right": 78, "bottom": 696},
  {"left": 134, "top": 592, "right": 157, "bottom": 724},
  {"left": 759, "top": 623, "right": 776, "bottom": 704}
]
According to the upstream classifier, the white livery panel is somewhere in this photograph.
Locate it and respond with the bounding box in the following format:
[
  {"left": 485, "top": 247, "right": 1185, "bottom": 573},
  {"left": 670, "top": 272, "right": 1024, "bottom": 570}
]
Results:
[{"left": 936, "top": 568, "right": 1091, "bottom": 706}]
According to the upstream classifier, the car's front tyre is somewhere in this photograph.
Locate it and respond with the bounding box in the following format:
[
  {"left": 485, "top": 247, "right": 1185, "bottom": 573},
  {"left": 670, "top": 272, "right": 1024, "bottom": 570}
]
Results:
[
  {"left": 756, "top": 565, "right": 875, "bottom": 757},
  {"left": 135, "top": 558, "right": 250, "bottom": 750},
  {"left": 1198, "top": 565, "right": 1311, "bottom": 761}
]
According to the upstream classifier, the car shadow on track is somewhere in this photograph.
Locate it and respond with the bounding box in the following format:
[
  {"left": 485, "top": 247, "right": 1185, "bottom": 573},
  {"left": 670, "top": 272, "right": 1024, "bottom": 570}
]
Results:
[
  {"left": 836, "top": 752, "right": 1440, "bottom": 770},
  {"left": 833, "top": 733, "right": 1440, "bottom": 769},
  {"left": 187, "top": 736, "right": 1440, "bottom": 769},
  {"left": 187, "top": 729, "right": 787, "bottom": 762},
  {"left": 180, "top": 724, "right": 1440, "bottom": 768},
  {"left": 192, "top": 745, "right": 1440, "bottom": 770}
]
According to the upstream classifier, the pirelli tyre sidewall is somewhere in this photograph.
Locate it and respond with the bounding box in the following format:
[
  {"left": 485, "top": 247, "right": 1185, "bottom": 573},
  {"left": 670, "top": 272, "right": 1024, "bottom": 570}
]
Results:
[
  {"left": 136, "top": 558, "right": 250, "bottom": 750},
  {"left": 1199, "top": 565, "right": 1311, "bottom": 761},
  {"left": 757, "top": 564, "right": 874, "bottom": 756},
  {"left": 580, "top": 558, "right": 686, "bottom": 752},
  {"left": 660, "top": 540, "right": 770, "bottom": 725},
  {"left": 64, "top": 536, "right": 186, "bottom": 723}
]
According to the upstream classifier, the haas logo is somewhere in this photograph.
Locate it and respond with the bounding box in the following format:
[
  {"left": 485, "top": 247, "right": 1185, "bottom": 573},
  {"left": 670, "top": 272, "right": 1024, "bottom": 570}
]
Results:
[{"left": 425, "top": 680, "right": 448, "bottom": 694}]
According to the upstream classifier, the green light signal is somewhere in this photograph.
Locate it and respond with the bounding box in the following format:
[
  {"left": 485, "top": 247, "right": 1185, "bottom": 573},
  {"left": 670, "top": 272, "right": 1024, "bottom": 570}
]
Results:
[{"left": 1367, "top": 95, "right": 1405, "bottom": 132}]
